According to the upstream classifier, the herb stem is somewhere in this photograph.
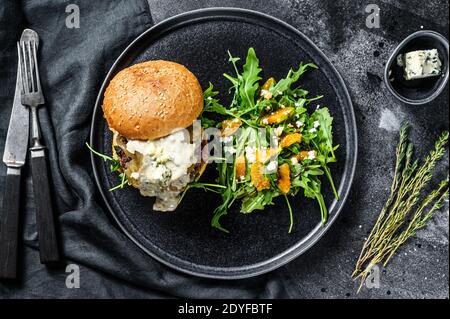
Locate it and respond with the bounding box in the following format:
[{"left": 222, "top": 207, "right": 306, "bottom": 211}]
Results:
[
  {"left": 284, "top": 195, "right": 294, "bottom": 233},
  {"left": 353, "top": 125, "right": 449, "bottom": 291}
]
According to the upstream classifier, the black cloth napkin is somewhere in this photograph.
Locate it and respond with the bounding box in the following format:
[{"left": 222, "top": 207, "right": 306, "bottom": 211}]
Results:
[{"left": 0, "top": 0, "right": 289, "bottom": 298}]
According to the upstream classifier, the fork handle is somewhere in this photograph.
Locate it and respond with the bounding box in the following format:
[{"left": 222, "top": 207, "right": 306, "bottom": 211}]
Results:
[
  {"left": 0, "top": 167, "right": 21, "bottom": 279},
  {"left": 30, "top": 147, "right": 59, "bottom": 263}
]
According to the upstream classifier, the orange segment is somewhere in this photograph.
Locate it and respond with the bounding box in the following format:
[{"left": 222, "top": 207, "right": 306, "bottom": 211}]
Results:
[
  {"left": 277, "top": 163, "right": 291, "bottom": 194},
  {"left": 296, "top": 150, "right": 317, "bottom": 161},
  {"left": 235, "top": 155, "right": 246, "bottom": 181},
  {"left": 250, "top": 162, "right": 270, "bottom": 191},
  {"left": 261, "top": 77, "right": 276, "bottom": 91},
  {"left": 221, "top": 118, "right": 242, "bottom": 137},
  {"left": 256, "top": 148, "right": 279, "bottom": 163},
  {"left": 260, "top": 77, "right": 276, "bottom": 99},
  {"left": 260, "top": 107, "right": 295, "bottom": 125},
  {"left": 280, "top": 133, "right": 302, "bottom": 148}
]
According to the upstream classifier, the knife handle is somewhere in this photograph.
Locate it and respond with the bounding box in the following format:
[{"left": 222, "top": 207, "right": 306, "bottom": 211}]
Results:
[
  {"left": 30, "top": 147, "right": 60, "bottom": 264},
  {"left": 0, "top": 167, "right": 21, "bottom": 279}
]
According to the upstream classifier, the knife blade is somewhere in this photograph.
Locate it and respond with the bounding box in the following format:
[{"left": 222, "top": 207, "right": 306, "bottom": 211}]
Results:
[
  {"left": 0, "top": 31, "right": 38, "bottom": 279},
  {"left": 2, "top": 45, "right": 30, "bottom": 169}
]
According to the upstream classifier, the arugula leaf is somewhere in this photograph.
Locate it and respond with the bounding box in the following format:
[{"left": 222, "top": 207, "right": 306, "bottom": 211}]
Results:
[
  {"left": 203, "top": 82, "right": 228, "bottom": 115},
  {"left": 227, "top": 50, "right": 241, "bottom": 75},
  {"left": 314, "top": 107, "right": 335, "bottom": 160},
  {"left": 241, "top": 192, "right": 266, "bottom": 213},
  {"left": 86, "top": 142, "right": 113, "bottom": 162},
  {"left": 297, "top": 174, "right": 328, "bottom": 224},
  {"left": 86, "top": 143, "right": 129, "bottom": 191},
  {"left": 310, "top": 107, "right": 339, "bottom": 199},
  {"left": 238, "top": 47, "right": 262, "bottom": 110},
  {"left": 223, "top": 48, "right": 262, "bottom": 115},
  {"left": 270, "top": 63, "right": 317, "bottom": 97},
  {"left": 109, "top": 173, "right": 129, "bottom": 192},
  {"left": 211, "top": 190, "right": 233, "bottom": 233}
]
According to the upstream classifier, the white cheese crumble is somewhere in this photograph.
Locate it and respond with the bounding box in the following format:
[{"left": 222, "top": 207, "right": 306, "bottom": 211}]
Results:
[
  {"left": 130, "top": 172, "right": 140, "bottom": 180},
  {"left": 260, "top": 89, "right": 272, "bottom": 99},
  {"left": 274, "top": 126, "right": 284, "bottom": 136},
  {"left": 245, "top": 146, "right": 256, "bottom": 163},
  {"left": 266, "top": 160, "right": 277, "bottom": 172},
  {"left": 221, "top": 136, "right": 233, "bottom": 143},
  {"left": 307, "top": 151, "right": 316, "bottom": 160}
]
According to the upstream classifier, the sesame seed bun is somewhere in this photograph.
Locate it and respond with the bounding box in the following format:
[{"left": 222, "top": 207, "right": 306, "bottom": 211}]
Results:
[{"left": 103, "top": 60, "right": 203, "bottom": 140}]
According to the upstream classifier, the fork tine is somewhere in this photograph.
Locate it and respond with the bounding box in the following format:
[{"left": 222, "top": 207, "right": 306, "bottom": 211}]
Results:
[
  {"left": 17, "top": 42, "right": 27, "bottom": 95},
  {"left": 17, "top": 42, "right": 23, "bottom": 92},
  {"left": 32, "top": 41, "right": 41, "bottom": 93},
  {"left": 27, "top": 41, "right": 35, "bottom": 93},
  {"left": 20, "top": 41, "right": 29, "bottom": 94}
]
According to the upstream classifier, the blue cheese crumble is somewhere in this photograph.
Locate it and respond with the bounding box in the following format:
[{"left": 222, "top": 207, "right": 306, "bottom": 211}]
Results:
[{"left": 397, "top": 49, "right": 442, "bottom": 80}]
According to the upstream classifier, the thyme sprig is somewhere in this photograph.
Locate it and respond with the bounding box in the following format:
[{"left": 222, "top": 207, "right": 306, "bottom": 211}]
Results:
[{"left": 353, "top": 124, "right": 449, "bottom": 292}]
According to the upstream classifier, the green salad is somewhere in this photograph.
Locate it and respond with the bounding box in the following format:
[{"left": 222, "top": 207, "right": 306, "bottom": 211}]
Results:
[{"left": 201, "top": 48, "right": 339, "bottom": 233}]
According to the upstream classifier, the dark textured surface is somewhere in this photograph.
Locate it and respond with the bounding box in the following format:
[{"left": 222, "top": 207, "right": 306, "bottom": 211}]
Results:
[
  {"left": 91, "top": 8, "right": 357, "bottom": 278},
  {"left": 0, "top": 0, "right": 448, "bottom": 299}
]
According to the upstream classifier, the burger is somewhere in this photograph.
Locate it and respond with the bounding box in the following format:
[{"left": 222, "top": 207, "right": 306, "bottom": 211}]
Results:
[{"left": 102, "top": 60, "right": 205, "bottom": 211}]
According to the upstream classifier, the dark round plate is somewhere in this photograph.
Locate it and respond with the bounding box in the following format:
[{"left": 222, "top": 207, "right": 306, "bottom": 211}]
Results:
[{"left": 90, "top": 8, "right": 357, "bottom": 279}]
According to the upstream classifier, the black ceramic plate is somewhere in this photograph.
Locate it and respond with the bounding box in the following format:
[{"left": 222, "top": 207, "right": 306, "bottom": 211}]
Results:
[{"left": 90, "top": 8, "right": 357, "bottom": 279}]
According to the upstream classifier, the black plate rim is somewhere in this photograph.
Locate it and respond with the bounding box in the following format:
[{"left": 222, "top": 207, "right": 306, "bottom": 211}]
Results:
[{"left": 90, "top": 7, "right": 358, "bottom": 279}]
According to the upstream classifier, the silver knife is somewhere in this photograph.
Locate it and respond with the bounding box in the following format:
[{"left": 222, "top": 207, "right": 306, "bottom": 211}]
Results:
[{"left": 0, "top": 30, "right": 36, "bottom": 279}]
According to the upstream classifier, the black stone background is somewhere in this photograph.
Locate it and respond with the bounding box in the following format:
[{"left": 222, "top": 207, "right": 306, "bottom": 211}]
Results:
[{"left": 0, "top": 0, "right": 448, "bottom": 299}]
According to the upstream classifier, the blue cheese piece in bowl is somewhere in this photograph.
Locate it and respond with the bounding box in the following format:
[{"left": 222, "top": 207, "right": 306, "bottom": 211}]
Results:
[
  {"left": 384, "top": 30, "right": 449, "bottom": 105},
  {"left": 397, "top": 49, "right": 442, "bottom": 80}
]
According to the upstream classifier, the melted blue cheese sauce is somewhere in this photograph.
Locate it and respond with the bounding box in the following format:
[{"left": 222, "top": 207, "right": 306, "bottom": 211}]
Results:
[{"left": 126, "top": 130, "right": 197, "bottom": 211}]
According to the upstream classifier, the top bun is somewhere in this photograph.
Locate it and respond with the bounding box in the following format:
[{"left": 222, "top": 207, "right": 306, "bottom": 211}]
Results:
[{"left": 103, "top": 60, "right": 203, "bottom": 140}]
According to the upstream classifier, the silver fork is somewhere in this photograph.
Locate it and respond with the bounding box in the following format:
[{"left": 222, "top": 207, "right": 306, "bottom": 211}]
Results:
[{"left": 18, "top": 30, "right": 59, "bottom": 264}]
